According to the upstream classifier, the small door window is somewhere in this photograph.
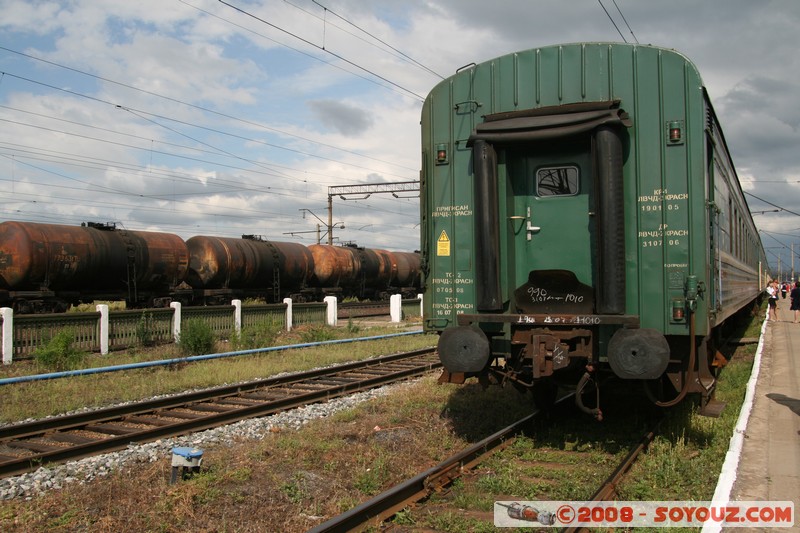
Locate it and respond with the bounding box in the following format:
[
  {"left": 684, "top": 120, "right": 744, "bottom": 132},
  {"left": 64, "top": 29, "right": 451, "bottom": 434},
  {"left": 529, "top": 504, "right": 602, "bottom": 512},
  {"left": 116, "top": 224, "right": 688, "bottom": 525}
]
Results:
[{"left": 535, "top": 166, "right": 579, "bottom": 197}]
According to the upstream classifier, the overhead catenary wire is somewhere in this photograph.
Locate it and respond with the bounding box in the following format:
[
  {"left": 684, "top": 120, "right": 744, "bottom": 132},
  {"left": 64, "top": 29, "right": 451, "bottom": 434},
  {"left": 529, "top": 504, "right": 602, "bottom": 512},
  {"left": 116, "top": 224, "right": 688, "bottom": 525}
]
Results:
[
  {"left": 0, "top": 69, "right": 421, "bottom": 245},
  {"left": 597, "top": 0, "right": 627, "bottom": 42},
  {"left": 0, "top": 103, "right": 328, "bottom": 185},
  {"left": 0, "top": 116, "right": 307, "bottom": 187},
  {"left": 176, "top": 0, "right": 424, "bottom": 114},
  {"left": 308, "top": 0, "right": 444, "bottom": 79},
  {"left": 746, "top": 191, "right": 800, "bottom": 218},
  {"left": 0, "top": 45, "right": 417, "bottom": 173},
  {"left": 612, "top": 0, "right": 639, "bottom": 44},
  {"left": 0, "top": 148, "right": 419, "bottom": 237},
  {"left": 0, "top": 6, "right": 430, "bottom": 249},
  {"left": 217, "top": 0, "right": 425, "bottom": 100},
  {"left": 0, "top": 161, "right": 417, "bottom": 223},
  {"left": 0, "top": 73, "right": 418, "bottom": 204},
  {"left": 0, "top": 140, "right": 303, "bottom": 196}
]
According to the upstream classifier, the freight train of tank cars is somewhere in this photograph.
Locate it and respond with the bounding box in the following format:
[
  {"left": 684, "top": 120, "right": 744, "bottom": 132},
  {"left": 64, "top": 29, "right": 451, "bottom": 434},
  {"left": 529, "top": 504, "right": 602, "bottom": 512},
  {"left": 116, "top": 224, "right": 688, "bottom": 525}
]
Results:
[
  {"left": 0, "top": 221, "right": 422, "bottom": 313},
  {"left": 421, "top": 43, "right": 768, "bottom": 416}
]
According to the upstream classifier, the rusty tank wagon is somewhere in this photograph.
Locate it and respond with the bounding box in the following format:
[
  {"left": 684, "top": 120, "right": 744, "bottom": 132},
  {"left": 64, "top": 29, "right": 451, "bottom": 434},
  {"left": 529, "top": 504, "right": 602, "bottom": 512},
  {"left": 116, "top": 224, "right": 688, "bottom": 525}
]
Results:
[
  {"left": 0, "top": 221, "right": 189, "bottom": 313},
  {"left": 0, "top": 221, "right": 421, "bottom": 312},
  {"left": 309, "top": 244, "right": 421, "bottom": 300},
  {"left": 185, "top": 234, "right": 315, "bottom": 304}
]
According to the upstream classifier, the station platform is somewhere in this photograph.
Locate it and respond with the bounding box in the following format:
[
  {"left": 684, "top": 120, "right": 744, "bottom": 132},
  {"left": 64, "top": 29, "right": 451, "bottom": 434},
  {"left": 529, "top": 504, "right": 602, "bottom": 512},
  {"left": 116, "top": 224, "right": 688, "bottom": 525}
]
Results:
[{"left": 708, "top": 312, "right": 800, "bottom": 530}]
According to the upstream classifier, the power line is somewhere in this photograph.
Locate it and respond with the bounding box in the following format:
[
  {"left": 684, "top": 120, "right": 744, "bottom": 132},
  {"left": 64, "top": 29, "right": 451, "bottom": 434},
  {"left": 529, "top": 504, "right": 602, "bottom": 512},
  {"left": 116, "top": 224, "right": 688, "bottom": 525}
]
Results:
[
  {"left": 0, "top": 156, "right": 303, "bottom": 217},
  {"left": 177, "top": 0, "right": 425, "bottom": 107},
  {"left": 746, "top": 191, "right": 800, "bottom": 218},
  {"left": 217, "top": 0, "right": 425, "bottom": 100},
  {"left": 612, "top": 0, "right": 639, "bottom": 44},
  {"left": 0, "top": 45, "right": 417, "bottom": 173},
  {"left": 597, "top": 0, "right": 627, "bottom": 42},
  {"left": 308, "top": 0, "right": 443, "bottom": 79},
  {"left": 0, "top": 15, "right": 423, "bottom": 249},
  {"left": 0, "top": 140, "right": 303, "bottom": 196},
  {"left": 0, "top": 117, "right": 305, "bottom": 186},
  {"left": 0, "top": 141, "right": 418, "bottom": 227},
  {"left": 0, "top": 72, "right": 417, "bottom": 181},
  {"left": 0, "top": 107, "right": 305, "bottom": 185}
]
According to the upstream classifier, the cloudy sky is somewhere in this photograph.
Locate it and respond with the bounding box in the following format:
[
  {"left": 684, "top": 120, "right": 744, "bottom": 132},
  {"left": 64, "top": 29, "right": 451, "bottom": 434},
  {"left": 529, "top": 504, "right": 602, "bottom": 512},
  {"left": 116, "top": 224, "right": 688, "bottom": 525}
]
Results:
[{"left": 0, "top": 0, "right": 799, "bottom": 271}]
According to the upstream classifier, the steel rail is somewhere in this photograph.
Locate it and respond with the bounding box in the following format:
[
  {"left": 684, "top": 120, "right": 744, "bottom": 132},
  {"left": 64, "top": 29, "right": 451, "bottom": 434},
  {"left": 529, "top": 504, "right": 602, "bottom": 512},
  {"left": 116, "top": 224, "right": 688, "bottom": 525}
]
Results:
[
  {"left": 308, "top": 394, "right": 575, "bottom": 532},
  {"left": 307, "top": 413, "right": 537, "bottom": 533},
  {"left": 559, "top": 421, "right": 660, "bottom": 533},
  {"left": 0, "top": 348, "right": 438, "bottom": 479}
]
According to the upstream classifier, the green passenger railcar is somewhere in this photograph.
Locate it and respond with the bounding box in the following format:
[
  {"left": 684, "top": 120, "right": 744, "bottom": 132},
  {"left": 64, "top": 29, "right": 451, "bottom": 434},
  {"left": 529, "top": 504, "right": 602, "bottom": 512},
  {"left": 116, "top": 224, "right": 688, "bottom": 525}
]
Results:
[{"left": 420, "top": 43, "right": 767, "bottom": 415}]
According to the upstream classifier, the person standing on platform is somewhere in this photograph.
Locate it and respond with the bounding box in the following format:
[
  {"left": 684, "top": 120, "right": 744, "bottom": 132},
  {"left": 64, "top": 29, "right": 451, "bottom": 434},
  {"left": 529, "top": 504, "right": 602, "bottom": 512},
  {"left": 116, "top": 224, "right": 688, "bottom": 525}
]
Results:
[
  {"left": 790, "top": 281, "right": 800, "bottom": 323},
  {"left": 767, "top": 280, "right": 779, "bottom": 321}
]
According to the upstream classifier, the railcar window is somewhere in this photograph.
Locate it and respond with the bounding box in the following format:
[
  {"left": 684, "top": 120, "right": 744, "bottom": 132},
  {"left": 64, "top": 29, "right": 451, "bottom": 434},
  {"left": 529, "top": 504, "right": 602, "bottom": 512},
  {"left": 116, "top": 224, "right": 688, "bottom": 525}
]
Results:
[{"left": 535, "top": 166, "right": 579, "bottom": 196}]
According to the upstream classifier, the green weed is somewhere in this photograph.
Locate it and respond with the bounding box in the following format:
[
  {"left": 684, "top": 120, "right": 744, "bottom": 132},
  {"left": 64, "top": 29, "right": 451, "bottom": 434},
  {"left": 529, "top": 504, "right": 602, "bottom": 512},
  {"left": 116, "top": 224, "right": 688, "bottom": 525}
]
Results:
[
  {"left": 231, "top": 320, "right": 282, "bottom": 350},
  {"left": 178, "top": 319, "right": 215, "bottom": 355},
  {"left": 135, "top": 311, "right": 156, "bottom": 347},
  {"left": 33, "top": 329, "right": 85, "bottom": 371},
  {"left": 298, "top": 324, "right": 337, "bottom": 343}
]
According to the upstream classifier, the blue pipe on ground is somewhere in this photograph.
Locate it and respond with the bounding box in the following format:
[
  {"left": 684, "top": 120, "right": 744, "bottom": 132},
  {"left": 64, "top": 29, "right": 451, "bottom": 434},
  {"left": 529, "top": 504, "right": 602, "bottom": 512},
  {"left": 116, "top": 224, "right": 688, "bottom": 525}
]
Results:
[{"left": 0, "top": 330, "right": 424, "bottom": 386}]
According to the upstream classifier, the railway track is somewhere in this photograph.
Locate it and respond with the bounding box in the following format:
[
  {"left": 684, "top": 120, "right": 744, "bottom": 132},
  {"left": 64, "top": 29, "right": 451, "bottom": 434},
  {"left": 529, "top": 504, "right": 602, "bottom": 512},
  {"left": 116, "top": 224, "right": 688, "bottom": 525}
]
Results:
[
  {"left": 0, "top": 348, "right": 440, "bottom": 479},
  {"left": 309, "top": 395, "right": 659, "bottom": 532},
  {"left": 308, "top": 409, "right": 543, "bottom": 533}
]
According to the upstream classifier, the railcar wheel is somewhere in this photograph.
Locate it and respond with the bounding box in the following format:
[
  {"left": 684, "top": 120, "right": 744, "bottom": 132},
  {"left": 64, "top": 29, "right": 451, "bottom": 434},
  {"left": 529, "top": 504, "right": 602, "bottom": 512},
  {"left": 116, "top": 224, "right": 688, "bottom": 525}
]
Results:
[{"left": 532, "top": 378, "right": 559, "bottom": 410}]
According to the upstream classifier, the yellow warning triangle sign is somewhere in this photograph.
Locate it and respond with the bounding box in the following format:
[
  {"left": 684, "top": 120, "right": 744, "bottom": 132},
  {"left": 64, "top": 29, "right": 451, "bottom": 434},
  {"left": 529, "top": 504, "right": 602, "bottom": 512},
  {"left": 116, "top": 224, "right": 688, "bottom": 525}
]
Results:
[{"left": 437, "top": 230, "right": 451, "bottom": 256}]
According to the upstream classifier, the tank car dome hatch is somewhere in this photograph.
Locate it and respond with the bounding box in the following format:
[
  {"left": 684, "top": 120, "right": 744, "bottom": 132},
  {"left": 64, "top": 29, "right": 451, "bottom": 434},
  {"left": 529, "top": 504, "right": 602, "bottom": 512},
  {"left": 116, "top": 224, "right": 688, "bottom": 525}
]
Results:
[
  {"left": 607, "top": 328, "right": 671, "bottom": 380},
  {"left": 437, "top": 325, "right": 490, "bottom": 373}
]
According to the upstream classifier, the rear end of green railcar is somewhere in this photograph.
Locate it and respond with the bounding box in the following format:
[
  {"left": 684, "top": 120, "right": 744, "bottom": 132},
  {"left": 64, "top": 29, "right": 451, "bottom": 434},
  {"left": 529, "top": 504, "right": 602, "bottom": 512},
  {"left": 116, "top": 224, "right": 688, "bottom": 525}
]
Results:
[{"left": 421, "top": 43, "right": 766, "bottom": 413}]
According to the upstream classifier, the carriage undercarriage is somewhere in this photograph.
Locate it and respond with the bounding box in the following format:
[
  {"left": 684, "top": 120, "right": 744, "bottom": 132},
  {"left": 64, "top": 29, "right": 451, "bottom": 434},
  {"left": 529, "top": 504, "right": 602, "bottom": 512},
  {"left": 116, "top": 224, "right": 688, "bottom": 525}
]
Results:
[{"left": 437, "top": 312, "right": 725, "bottom": 418}]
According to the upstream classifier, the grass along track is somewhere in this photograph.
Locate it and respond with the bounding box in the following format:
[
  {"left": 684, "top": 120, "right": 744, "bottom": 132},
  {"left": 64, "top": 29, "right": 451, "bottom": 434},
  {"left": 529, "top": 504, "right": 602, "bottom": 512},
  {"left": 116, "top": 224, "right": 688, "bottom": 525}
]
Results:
[
  {"left": 0, "top": 324, "right": 435, "bottom": 423},
  {"left": 0, "top": 311, "right": 763, "bottom": 531},
  {"left": 0, "top": 348, "right": 440, "bottom": 479}
]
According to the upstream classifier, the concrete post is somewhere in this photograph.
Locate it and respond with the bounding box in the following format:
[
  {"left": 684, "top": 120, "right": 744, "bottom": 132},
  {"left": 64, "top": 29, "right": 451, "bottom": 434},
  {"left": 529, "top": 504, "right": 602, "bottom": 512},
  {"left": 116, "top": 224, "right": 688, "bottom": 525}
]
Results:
[
  {"left": 170, "top": 301, "right": 182, "bottom": 343},
  {"left": 283, "top": 298, "right": 293, "bottom": 331},
  {"left": 1, "top": 307, "right": 12, "bottom": 365},
  {"left": 417, "top": 293, "right": 423, "bottom": 319},
  {"left": 232, "top": 299, "right": 242, "bottom": 336},
  {"left": 390, "top": 294, "right": 402, "bottom": 323},
  {"left": 324, "top": 296, "right": 338, "bottom": 327},
  {"left": 96, "top": 304, "right": 109, "bottom": 355}
]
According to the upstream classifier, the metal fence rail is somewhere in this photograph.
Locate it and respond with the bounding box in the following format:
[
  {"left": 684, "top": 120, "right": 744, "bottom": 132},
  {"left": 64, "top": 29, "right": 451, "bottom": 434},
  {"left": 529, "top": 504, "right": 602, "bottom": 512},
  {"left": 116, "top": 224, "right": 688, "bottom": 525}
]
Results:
[
  {"left": 401, "top": 299, "right": 422, "bottom": 318},
  {"left": 13, "top": 312, "right": 101, "bottom": 356},
  {"left": 293, "top": 302, "right": 327, "bottom": 326},
  {"left": 108, "top": 309, "right": 175, "bottom": 350},
  {"left": 183, "top": 305, "right": 236, "bottom": 336},
  {"left": 241, "top": 304, "right": 287, "bottom": 330},
  {"left": 1, "top": 295, "right": 422, "bottom": 364}
]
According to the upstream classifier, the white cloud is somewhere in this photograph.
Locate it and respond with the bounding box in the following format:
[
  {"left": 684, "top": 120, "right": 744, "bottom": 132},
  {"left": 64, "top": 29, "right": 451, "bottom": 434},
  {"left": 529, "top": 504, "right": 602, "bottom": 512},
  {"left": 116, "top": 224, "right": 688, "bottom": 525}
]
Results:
[{"left": 0, "top": 0, "right": 798, "bottom": 261}]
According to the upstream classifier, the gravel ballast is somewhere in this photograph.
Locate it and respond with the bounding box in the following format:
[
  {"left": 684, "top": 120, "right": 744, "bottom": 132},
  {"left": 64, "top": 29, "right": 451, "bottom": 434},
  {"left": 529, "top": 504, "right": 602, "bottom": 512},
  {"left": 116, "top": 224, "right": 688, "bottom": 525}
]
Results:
[{"left": 0, "top": 385, "right": 398, "bottom": 501}]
